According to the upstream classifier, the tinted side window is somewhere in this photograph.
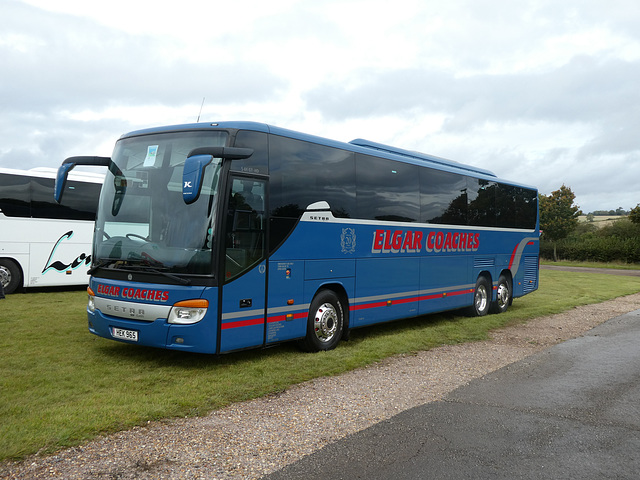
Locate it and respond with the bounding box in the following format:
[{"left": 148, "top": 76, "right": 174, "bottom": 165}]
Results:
[
  {"left": 224, "top": 176, "right": 267, "bottom": 282},
  {"left": 468, "top": 178, "right": 497, "bottom": 227},
  {"left": 0, "top": 173, "right": 30, "bottom": 217},
  {"left": 63, "top": 181, "right": 101, "bottom": 220},
  {"left": 232, "top": 130, "right": 269, "bottom": 175},
  {"left": 270, "top": 136, "right": 355, "bottom": 218},
  {"left": 31, "top": 177, "right": 101, "bottom": 220},
  {"left": 420, "top": 168, "right": 467, "bottom": 225},
  {"left": 356, "top": 154, "right": 419, "bottom": 222},
  {"left": 30, "top": 176, "right": 56, "bottom": 218},
  {"left": 515, "top": 187, "right": 538, "bottom": 229},
  {"left": 269, "top": 136, "right": 355, "bottom": 250},
  {"left": 495, "top": 183, "right": 517, "bottom": 228},
  {"left": 493, "top": 184, "right": 537, "bottom": 229}
]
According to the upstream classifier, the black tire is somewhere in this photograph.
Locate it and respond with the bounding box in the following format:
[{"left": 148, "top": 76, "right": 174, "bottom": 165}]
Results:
[
  {"left": 468, "top": 276, "right": 491, "bottom": 317},
  {"left": 299, "top": 290, "right": 344, "bottom": 352},
  {"left": 0, "top": 259, "right": 22, "bottom": 295},
  {"left": 490, "top": 274, "right": 512, "bottom": 314}
]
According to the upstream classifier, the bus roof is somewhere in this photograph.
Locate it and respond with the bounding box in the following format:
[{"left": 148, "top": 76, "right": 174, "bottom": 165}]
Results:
[
  {"left": 120, "top": 121, "right": 534, "bottom": 189},
  {"left": 348, "top": 138, "right": 495, "bottom": 177}
]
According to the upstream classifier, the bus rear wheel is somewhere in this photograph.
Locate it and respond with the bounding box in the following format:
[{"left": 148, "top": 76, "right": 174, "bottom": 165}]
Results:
[
  {"left": 490, "top": 275, "right": 512, "bottom": 314},
  {"left": 299, "top": 290, "right": 344, "bottom": 352},
  {"left": 468, "top": 276, "right": 491, "bottom": 317},
  {"left": 0, "top": 259, "right": 22, "bottom": 295}
]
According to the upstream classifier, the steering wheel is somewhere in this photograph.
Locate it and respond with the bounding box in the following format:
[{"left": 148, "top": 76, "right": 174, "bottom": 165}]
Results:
[{"left": 126, "top": 233, "right": 150, "bottom": 242}]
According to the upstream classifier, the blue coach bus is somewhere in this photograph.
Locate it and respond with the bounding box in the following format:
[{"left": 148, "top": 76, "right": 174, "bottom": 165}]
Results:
[{"left": 55, "top": 121, "right": 539, "bottom": 354}]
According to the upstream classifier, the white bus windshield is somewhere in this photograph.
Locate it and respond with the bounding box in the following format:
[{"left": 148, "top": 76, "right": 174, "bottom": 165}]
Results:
[{"left": 93, "top": 131, "right": 227, "bottom": 276}]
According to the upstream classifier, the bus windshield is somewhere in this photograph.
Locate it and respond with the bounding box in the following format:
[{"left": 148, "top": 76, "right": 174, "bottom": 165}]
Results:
[{"left": 93, "top": 131, "right": 228, "bottom": 276}]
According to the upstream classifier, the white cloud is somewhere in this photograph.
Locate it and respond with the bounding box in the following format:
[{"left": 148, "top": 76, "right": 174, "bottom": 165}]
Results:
[{"left": 2, "top": 0, "right": 640, "bottom": 213}]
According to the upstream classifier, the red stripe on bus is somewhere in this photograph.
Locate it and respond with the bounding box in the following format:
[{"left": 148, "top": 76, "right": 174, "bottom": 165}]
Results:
[
  {"left": 266, "top": 312, "right": 307, "bottom": 323},
  {"left": 351, "top": 301, "right": 389, "bottom": 311},
  {"left": 221, "top": 317, "right": 263, "bottom": 330},
  {"left": 508, "top": 243, "right": 520, "bottom": 270},
  {"left": 223, "top": 311, "right": 307, "bottom": 330},
  {"left": 225, "top": 288, "right": 474, "bottom": 328},
  {"left": 351, "top": 289, "right": 472, "bottom": 311}
]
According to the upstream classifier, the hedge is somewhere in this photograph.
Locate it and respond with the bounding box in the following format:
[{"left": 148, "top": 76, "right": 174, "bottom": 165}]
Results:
[{"left": 541, "top": 236, "right": 640, "bottom": 263}]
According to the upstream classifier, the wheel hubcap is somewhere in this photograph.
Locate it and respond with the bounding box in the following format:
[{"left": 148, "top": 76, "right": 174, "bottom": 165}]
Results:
[
  {"left": 0, "top": 266, "right": 10, "bottom": 289},
  {"left": 475, "top": 285, "right": 488, "bottom": 312},
  {"left": 313, "top": 303, "right": 338, "bottom": 343},
  {"left": 496, "top": 283, "right": 509, "bottom": 308}
]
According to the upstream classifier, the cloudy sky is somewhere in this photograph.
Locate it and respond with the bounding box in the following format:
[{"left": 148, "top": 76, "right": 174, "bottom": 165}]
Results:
[{"left": 2, "top": 0, "right": 640, "bottom": 213}]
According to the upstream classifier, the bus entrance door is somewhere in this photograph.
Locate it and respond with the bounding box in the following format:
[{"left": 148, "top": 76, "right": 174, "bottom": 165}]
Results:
[{"left": 219, "top": 175, "right": 268, "bottom": 353}]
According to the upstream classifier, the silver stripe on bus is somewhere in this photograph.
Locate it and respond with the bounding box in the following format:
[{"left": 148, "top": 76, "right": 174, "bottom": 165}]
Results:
[
  {"left": 300, "top": 208, "right": 537, "bottom": 233},
  {"left": 509, "top": 236, "right": 539, "bottom": 278},
  {"left": 352, "top": 284, "right": 475, "bottom": 305},
  {"left": 221, "top": 308, "right": 266, "bottom": 321},
  {"left": 221, "top": 303, "right": 313, "bottom": 321},
  {"left": 223, "top": 284, "right": 480, "bottom": 322},
  {"left": 267, "top": 303, "right": 311, "bottom": 316},
  {"left": 95, "top": 297, "right": 171, "bottom": 322}
]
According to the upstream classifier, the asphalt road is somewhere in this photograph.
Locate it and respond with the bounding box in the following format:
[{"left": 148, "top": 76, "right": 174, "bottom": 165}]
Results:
[{"left": 264, "top": 307, "right": 640, "bottom": 480}]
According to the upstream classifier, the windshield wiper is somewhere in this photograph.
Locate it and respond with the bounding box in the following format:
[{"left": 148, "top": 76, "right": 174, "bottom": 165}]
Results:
[
  {"left": 139, "top": 252, "right": 191, "bottom": 285},
  {"left": 125, "top": 264, "right": 192, "bottom": 286},
  {"left": 91, "top": 254, "right": 192, "bottom": 286},
  {"left": 87, "top": 259, "right": 119, "bottom": 275}
]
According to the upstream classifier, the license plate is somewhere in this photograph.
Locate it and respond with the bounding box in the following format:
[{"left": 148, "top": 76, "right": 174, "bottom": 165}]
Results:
[{"left": 112, "top": 327, "right": 138, "bottom": 342}]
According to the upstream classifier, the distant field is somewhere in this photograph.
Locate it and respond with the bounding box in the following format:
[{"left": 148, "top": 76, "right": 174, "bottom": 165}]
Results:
[{"left": 578, "top": 215, "right": 626, "bottom": 227}]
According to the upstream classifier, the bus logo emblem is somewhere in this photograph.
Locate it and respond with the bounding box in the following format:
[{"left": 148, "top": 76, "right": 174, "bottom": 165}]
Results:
[{"left": 341, "top": 228, "right": 356, "bottom": 254}]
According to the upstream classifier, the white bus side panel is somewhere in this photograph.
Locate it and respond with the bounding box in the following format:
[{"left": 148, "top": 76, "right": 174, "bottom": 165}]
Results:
[{"left": 0, "top": 215, "right": 94, "bottom": 288}]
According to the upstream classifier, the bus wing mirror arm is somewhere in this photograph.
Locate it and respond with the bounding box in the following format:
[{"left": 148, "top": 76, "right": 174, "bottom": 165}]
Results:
[
  {"left": 55, "top": 156, "right": 111, "bottom": 204},
  {"left": 183, "top": 147, "right": 253, "bottom": 204}
]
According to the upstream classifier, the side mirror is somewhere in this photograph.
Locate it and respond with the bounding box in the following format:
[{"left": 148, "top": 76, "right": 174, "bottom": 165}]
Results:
[
  {"left": 55, "top": 156, "right": 111, "bottom": 203},
  {"left": 183, "top": 147, "right": 253, "bottom": 204},
  {"left": 54, "top": 163, "right": 76, "bottom": 203}
]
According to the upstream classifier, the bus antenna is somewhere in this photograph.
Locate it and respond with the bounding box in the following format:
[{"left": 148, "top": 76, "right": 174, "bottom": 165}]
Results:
[{"left": 196, "top": 97, "right": 205, "bottom": 122}]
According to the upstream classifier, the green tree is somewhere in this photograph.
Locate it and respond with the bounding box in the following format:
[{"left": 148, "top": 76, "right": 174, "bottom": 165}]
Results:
[
  {"left": 539, "top": 185, "right": 582, "bottom": 261},
  {"left": 630, "top": 204, "right": 640, "bottom": 224}
]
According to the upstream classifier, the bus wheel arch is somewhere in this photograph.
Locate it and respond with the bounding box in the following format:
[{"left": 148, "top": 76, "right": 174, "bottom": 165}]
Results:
[
  {"left": 490, "top": 271, "right": 513, "bottom": 314},
  {"left": 299, "top": 286, "right": 347, "bottom": 352},
  {"left": 468, "top": 273, "right": 492, "bottom": 317},
  {"left": 0, "top": 258, "right": 23, "bottom": 295}
]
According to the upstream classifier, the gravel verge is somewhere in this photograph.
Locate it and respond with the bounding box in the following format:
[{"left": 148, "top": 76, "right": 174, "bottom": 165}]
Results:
[{"left": 3, "top": 293, "right": 640, "bottom": 480}]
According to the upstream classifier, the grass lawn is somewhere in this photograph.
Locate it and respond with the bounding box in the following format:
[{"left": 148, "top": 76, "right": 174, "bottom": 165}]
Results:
[{"left": 1, "top": 269, "right": 640, "bottom": 461}]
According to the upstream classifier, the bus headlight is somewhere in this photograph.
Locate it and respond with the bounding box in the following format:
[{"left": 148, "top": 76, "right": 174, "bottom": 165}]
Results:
[
  {"left": 87, "top": 287, "right": 96, "bottom": 313},
  {"left": 168, "top": 299, "right": 208, "bottom": 325}
]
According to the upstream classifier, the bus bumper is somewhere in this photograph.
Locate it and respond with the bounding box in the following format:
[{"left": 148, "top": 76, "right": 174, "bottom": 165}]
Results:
[{"left": 87, "top": 307, "right": 218, "bottom": 354}]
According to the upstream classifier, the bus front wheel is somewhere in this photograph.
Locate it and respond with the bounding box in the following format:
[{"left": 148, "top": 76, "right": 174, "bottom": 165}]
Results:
[
  {"left": 0, "top": 259, "right": 22, "bottom": 295},
  {"left": 468, "top": 276, "right": 491, "bottom": 317},
  {"left": 300, "top": 290, "right": 344, "bottom": 352}
]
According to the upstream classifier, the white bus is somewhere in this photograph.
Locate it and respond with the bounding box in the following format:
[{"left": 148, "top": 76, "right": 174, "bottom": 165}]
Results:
[{"left": 0, "top": 167, "right": 103, "bottom": 294}]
